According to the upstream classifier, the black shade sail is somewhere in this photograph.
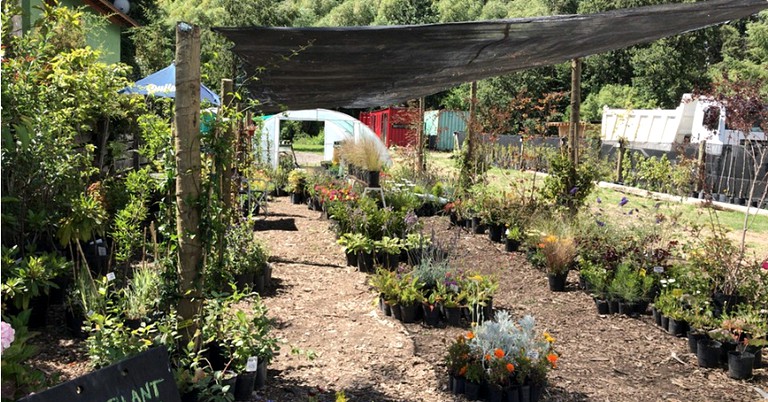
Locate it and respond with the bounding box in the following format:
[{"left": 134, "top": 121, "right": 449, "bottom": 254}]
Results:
[{"left": 214, "top": 0, "right": 767, "bottom": 113}]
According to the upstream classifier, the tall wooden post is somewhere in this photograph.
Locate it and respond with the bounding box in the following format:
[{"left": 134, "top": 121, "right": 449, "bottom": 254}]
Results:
[
  {"left": 417, "top": 97, "right": 426, "bottom": 172},
  {"left": 615, "top": 139, "right": 626, "bottom": 183},
  {"left": 568, "top": 58, "right": 582, "bottom": 166},
  {"left": 461, "top": 81, "right": 478, "bottom": 188},
  {"left": 174, "top": 22, "right": 203, "bottom": 343},
  {"left": 221, "top": 79, "right": 235, "bottom": 214},
  {"left": 697, "top": 140, "right": 707, "bottom": 193}
]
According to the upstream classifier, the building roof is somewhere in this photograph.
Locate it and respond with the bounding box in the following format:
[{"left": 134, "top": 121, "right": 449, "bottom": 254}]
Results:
[{"left": 214, "top": 0, "right": 767, "bottom": 114}]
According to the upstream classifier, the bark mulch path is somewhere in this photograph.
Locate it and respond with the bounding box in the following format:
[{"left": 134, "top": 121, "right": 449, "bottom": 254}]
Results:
[{"left": 253, "top": 197, "right": 767, "bottom": 402}]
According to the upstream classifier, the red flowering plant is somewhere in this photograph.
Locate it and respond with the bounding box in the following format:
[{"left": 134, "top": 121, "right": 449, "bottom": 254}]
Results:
[
  {"left": 487, "top": 347, "right": 516, "bottom": 388},
  {"left": 444, "top": 333, "right": 472, "bottom": 378}
]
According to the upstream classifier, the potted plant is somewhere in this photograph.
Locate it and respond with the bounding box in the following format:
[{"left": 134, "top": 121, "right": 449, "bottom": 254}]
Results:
[
  {"left": 463, "top": 273, "right": 498, "bottom": 324},
  {"left": 368, "top": 268, "right": 397, "bottom": 316},
  {"left": 505, "top": 225, "right": 524, "bottom": 253},
  {"left": 444, "top": 334, "right": 471, "bottom": 394},
  {"left": 463, "top": 359, "right": 486, "bottom": 400},
  {"left": 337, "top": 233, "right": 374, "bottom": 271},
  {"left": 223, "top": 222, "right": 269, "bottom": 292},
  {"left": 1, "top": 248, "right": 71, "bottom": 328},
  {"left": 395, "top": 274, "right": 424, "bottom": 324},
  {"left": 721, "top": 314, "right": 767, "bottom": 379},
  {"left": 374, "top": 236, "right": 401, "bottom": 271},
  {"left": 286, "top": 169, "right": 308, "bottom": 204},
  {"left": 609, "top": 263, "right": 654, "bottom": 316},
  {"left": 65, "top": 267, "right": 105, "bottom": 338},
  {"left": 437, "top": 279, "right": 467, "bottom": 327},
  {"left": 580, "top": 261, "right": 610, "bottom": 314},
  {"left": 486, "top": 350, "right": 516, "bottom": 402},
  {"left": 538, "top": 234, "right": 576, "bottom": 292},
  {"left": 122, "top": 265, "right": 162, "bottom": 328},
  {"left": 338, "top": 137, "right": 385, "bottom": 187},
  {"left": 402, "top": 233, "right": 433, "bottom": 266}
]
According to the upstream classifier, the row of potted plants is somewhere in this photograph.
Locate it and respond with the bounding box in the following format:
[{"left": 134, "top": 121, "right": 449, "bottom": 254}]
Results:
[
  {"left": 369, "top": 259, "right": 498, "bottom": 327},
  {"left": 649, "top": 290, "right": 766, "bottom": 380}
]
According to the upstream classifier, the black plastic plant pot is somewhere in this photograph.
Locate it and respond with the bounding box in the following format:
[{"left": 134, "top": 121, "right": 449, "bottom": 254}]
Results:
[
  {"left": 547, "top": 273, "right": 567, "bottom": 292},
  {"left": 687, "top": 331, "right": 708, "bottom": 354},
  {"left": 366, "top": 170, "right": 380, "bottom": 188},
  {"left": 471, "top": 217, "right": 486, "bottom": 234},
  {"left": 728, "top": 351, "right": 755, "bottom": 380},
  {"left": 234, "top": 371, "right": 257, "bottom": 401},
  {"left": 667, "top": 318, "right": 688, "bottom": 337},
  {"left": 594, "top": 298, "right": 609, "bottom": 315},
  {"left": 400, "top": 303, "right": 420, "bottom": 323},
  {"left": 345, "top": 251, "right": 357, "bottom": 267},
  {"left": 696, "top": 339, "right": 722, "bottom": 368},
  {"left": 505, "top": 238, "right": 521, "bottom": 252},
  {"left": 488, "top": 224, "right": 504, "bottom": 243},
  {"left": 443, "top": 306, "right": 463, "bottom": 327},
  {"left": 422, "top": 303, "right": 441, "bottom": 327}
]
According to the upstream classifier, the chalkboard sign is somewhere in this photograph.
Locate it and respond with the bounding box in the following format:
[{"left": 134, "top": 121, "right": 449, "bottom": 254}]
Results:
[{"left": 20, "top": 346, "right": 181, "bottom": 402}]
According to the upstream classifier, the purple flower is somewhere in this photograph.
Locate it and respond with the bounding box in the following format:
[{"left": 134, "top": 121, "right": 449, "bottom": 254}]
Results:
[
  {"left": 596, "top": 220, "right": 605, "bottom": 227},
  {"left": 619, "top": 196, "right": 629, "bottom": 207},
  {"left": 569, "top": 187, "right": 579, "bottom": 196},
  {"left": 404, "top": 210, "right": 418, "bottom": 227},
  {"left": 596, "top": 197, "right": 602, "bottom": 204}
]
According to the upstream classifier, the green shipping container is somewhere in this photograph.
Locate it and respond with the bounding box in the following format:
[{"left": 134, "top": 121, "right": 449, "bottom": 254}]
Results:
[{"left": 424, "top": 110, "right": 468, "bottom": 151}]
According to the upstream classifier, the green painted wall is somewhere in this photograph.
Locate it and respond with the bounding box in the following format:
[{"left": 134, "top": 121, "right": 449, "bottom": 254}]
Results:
[{"left": 21, "top": 0, "right": 122, "bottom": 65}]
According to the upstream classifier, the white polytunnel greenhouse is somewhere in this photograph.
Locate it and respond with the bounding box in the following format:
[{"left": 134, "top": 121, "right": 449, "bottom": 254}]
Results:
[{"left": 258, "top": 109, "right": 391, "bottom": 169}]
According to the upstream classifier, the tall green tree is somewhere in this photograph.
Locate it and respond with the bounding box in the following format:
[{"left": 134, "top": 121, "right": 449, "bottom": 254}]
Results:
[
  {"left": 1, "top": 2, "right": 135, "bottom": 251},
  {"left": 374, "top": 0, "right": 438, "bottom": 25}
]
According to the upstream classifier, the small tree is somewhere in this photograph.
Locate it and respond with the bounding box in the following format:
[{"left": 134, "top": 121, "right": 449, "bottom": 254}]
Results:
[{"left": 703, "top": 73, "right": 768, "bottom": 255}]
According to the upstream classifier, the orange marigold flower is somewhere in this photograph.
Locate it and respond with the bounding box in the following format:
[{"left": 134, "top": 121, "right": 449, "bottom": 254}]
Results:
[
  {"left": 547, "top": 353, "right": 558, "bottom": 368},
  {"left": 459, "top": 366, "right": 467, "bottom": 376},
  {"left": 484, "top": 354, "right": 491, "bottom": 361},
  {"left": 466, "top": 331, "right": 474, "bottom": 340},
  {"left": 494, "top": 348, "right": 504, "bottom": 359},
  {"left": 506, "top": 363, "right": 515, "bottom": 373}
]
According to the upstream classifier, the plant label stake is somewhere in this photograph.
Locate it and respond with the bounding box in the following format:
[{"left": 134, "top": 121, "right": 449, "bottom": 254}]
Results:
[{"left": 246, "top": 356, "right": 258, "bottom": 372}]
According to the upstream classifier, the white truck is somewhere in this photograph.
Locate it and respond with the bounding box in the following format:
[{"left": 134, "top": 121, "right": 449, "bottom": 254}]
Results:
[{"left": 601, "top": 94, "right": 765, "bottom": 155}]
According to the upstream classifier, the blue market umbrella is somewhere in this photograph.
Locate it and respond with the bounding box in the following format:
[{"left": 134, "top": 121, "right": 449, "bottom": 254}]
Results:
[{"left": 120, "top": 63, "right": 221, "bottom": 106}]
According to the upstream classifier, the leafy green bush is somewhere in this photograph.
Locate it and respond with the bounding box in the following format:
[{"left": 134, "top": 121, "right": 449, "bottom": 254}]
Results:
[{"left": 541, "top": 152, "right": 598, "bottom": 213}]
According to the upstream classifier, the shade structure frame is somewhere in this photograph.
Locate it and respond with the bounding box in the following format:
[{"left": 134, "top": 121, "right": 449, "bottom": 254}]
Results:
[{"left": 214, "top": 0, "right": 767, "bottom": 113}]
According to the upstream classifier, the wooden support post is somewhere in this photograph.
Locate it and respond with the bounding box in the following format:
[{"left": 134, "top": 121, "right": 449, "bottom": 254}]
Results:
[
  {"left": 697, "top": 140, "right": 707, "bottom": 193},
  {"left": 615, "top": 139, "right": 626, "bottom": 184},
  {"left": 417, "top": 97, "right": 426, "bottom": 172},
  {"left": 221, "top": 79, "right": 234, "bottom": 214},
  {"left": 568, "top": 58, "right": 582, "bottom": 166},
  {"left": 174, "top": 22, "right": 203, "bottom": 344},
  {"left": 461, "top": 81, "right": 478, "bottom": 188}
]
